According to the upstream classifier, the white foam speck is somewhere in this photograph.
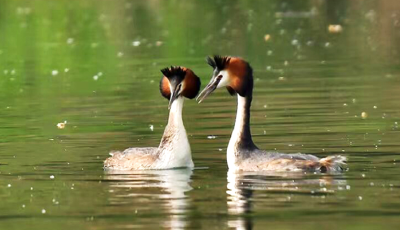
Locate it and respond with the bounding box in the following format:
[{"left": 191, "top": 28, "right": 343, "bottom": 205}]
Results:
[
  {"left": 51, "top": 70, "right": 59, "bottom": 76},
  {"left": 132, "top": 41, "right": 141, "bottom": 47}
]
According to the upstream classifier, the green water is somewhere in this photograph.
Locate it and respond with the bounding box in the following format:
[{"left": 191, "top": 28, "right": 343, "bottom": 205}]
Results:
[{"left": 1, "top": 0, "right": 400, "bottom": 229}]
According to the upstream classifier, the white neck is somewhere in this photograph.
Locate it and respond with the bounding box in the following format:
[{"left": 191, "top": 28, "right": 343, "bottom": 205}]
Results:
[
  {"left": 168, "top": 97, "right": 184, "bottom": 125},
  {"left": 227, "top": 95, "right": 255, "bottom": 168},
  {"left": 230, "top": 95, "right": 247, "bottom": 146},
  {"left": 158, "top": 97, "right": 193, "bottom": 168}
]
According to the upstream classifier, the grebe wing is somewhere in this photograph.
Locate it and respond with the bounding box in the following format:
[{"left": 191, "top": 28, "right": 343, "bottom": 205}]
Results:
[{"left": 104, "top": 147, "right": 159, "bottom": 170}]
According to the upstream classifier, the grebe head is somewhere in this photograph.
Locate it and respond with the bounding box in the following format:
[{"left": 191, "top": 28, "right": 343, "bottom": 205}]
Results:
[
  {"left": 197, "top": 55, "right": 253, "bottom": 103},
  {"left": 160, "top": 66, "right": 201, "bottom": 108}
]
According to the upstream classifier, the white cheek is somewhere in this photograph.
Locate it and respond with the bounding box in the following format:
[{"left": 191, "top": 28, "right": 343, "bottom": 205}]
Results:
[{"left": 217, "top": 70, "right": 230, "bottom": 88}]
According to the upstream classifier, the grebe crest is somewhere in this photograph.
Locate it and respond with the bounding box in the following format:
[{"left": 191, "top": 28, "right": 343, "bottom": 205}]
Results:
[{"left": 104, "top": 66, "right": 201, "bottom": 170}]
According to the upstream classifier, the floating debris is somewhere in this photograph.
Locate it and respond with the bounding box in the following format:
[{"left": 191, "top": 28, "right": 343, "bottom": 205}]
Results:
[
  {"left": 66, "top": 38, "right": 74, "bottom": 44},
  {"left": 149, "top": 125, "right": 154, "bottom": 131},
  {"left": 373, "top": 106, "right": 377, "bottom": 109},
  {"left": 50, "top": 175, "right": 55, "bottom": 179},
  {"left": 328, "top": 25, "right": 343, "bottom": 33},
  {"left": 117, "top": 52, "right": 124, "bottom": 57},
  {"left": 93, "top": 75, "right": 99, "bottom": 81},
  {"left": 51, "top": 70, "right": 59, "bottom": 76},
  {"left": 155, "top": 41, "right": 163, "bottom": 46},
  {"left": 207, "top": 135, "right": 217, "bottom": 139},
  {"left": 41, "top": 209, "right": 46, "bottom": 214},
  {"left": 132, "top": 41, "right": 141, "bottom": 47},
  {"left": 361, "top": 112, "right": 368, "bottom": 119},
  {"left": 264, "top": 34, "right": 271, "bottom": 42},
  {"left": 57, "top": 121, "right": 67, "bottom": 129}
]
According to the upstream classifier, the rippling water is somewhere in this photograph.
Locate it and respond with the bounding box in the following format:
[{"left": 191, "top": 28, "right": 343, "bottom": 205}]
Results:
[{"left": 1, "top": 0, "right": 400, "bottom": 229}]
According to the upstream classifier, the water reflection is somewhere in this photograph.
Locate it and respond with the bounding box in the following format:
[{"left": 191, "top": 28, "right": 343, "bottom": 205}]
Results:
[
  {"left": 227, "top": 170, "right": 347, "bottom": 230},
  {"left": 104, "top": 168, "right": 193, "bottom": 229}
]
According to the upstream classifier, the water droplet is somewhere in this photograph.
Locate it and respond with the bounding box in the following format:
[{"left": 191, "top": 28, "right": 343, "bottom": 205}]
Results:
[
  {"left": 361, "top": 112, "right": 368, "bottom": 119},
  {"left": 66, "top": 38, "right": 74, "bottom": 44},
  {"left": 132, "top": 41, "right": 141, "bottom": 47},
  {"left": 291, "top": 39, "right": 299, "bottom": 46}
]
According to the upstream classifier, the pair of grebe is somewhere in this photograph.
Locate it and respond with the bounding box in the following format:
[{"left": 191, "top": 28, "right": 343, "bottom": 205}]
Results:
[{"left": 104, "top": 56, "right": 346, "bottom": 172}]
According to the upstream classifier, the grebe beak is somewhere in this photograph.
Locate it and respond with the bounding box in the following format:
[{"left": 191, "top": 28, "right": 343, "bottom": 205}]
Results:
[
  {"left": 168, "top": 83, "right": 182, "bottom": 109},
  {"left": 196, "top": 75, "right": 222, "bottom": 103}
]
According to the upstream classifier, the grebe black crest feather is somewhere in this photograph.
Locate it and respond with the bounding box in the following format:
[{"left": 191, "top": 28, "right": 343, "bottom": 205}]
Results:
[
  {"left": 207, "top": 55, "right": 231, "bottom": 70},
  {"left": 160, "top": 66, "right": 186, "bottom": 81}
]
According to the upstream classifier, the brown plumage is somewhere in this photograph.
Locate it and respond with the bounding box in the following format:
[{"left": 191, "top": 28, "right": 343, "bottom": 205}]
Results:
[
  {"left": 160, "top": 76, "right": 171, "bottom": 99},
  {"left": 159, "top": 66, "right": 201, "bottom": 100}
]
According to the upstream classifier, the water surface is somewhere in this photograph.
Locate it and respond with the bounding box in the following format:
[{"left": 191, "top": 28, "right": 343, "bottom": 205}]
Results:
[{"left": 1, "top": 0, "right": 400, "bottom": 229}]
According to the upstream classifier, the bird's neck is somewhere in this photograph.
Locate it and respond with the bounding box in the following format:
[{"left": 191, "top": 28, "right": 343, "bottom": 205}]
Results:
[
  {"left": 158, "top": 97, "right": 192, "bottom": 168},
  {"left": 168, "top": 97, "right": 184, "bottom": 126},
  {"left": 159, "top": 97, "right": 186, "bottom": 149},
  {"left": 228, "top": 91, "right": 257, "bottom": 156}
]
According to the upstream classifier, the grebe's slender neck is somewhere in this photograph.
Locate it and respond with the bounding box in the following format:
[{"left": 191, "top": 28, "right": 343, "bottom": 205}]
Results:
[
  {"left": 230, "top": 93, "right": 257, "bottom": 151},
  {"left": 168, "top": 97, "right": 184, "bottom": 126},
  {"left": 158, "top": 97, "right": 186, "bottom": 150}
]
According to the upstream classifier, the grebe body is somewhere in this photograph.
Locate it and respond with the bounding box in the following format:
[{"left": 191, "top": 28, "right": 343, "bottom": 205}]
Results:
[
  {"left": 197, "top": 56, "right": 346, "bottom": 172},
  {"left": 104, "top": 67, "right": 200, "bottom": 170}
]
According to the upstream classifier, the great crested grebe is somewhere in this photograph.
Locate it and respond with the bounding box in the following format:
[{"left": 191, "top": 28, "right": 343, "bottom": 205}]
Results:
[
  {"left": 104, "top": 66, "right": 201, "bottom": 170},
  {"left": 197, "top": 56, "right": 346, "bottom": 172}
]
